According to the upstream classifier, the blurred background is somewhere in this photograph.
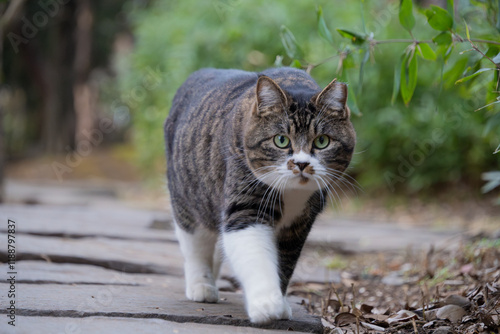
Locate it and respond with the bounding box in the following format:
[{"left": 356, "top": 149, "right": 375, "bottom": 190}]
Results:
[{"left": 0, "top": 0, "right": 499, "bottom": 229}]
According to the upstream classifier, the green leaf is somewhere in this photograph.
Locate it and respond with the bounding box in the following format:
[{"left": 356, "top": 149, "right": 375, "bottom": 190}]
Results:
[
  {"left": 446, "top": 0, "right": 454, "bottom": 26},
  {"left": 274, "top": 55, "right": 283, "bottom": 67},
  {"left": 290, "top": 59, "right": 303, "bottom": 69},
  {"left": 399, "top": 0, "right": 415, "bottom": 32},
  {"left": 317, "top": 6, "right": 334, "bottom": 45},
  {"left": 481, "top": 171, "right": 500, "bottom": 193},
  {"left": 425, "top": 5, "right": 453, "bottom": 31},
  {"left": 337, "top": 70, "right": 361, "bottom": 116},
  {"left": 417, "top": 43, "right": 437, "bottom": 60},
  {"left": 400, "top": 49, "right": 418, "bottom": 105},
  {"left": 476, "top": 97, "right": 500, "bottom": 111},
  {"left": 492, "top": 52, "right": 500, "bottom": 64},
  {"left": 280, "top": 25, "right": 304, "bottom": 59},
  {"left": 443, "top": 56, "right": 467, "bottom": 86},
  {"left": 358, "top": 49, "right": 370, "bottom": 95},
  {"left": 497, "top": 0, "right": 500, "bottom": 32},
  {"left": 495, "top": 143, "right": 500, "bottom": 154},
  {"left": 455, "top": 68, "right": 495, "bottom": 84},
  {"left": 464, "top": 20, "right": 470, "bottom": 40},
  {"left": 336, "top": 28, "right": 366, "bottom": 45},
  {"left": 433, "top": 31, "right": 452, "bottom": 46},
  {"left": 391, "top": 55, "right": 403, "bottom": 105}
]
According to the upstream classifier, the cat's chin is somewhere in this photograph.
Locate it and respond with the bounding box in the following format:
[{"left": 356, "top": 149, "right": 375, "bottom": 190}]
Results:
[{"left": 283, "top": 175, "right": 322, "bottom": 191}]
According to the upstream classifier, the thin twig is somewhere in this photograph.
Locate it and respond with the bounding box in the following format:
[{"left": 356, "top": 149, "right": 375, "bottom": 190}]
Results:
[
  {"left": 466, "top": 38, "right": 500, "bottom": 69},
  {"left": 469, "top": 38, "right": 500, "bottom": 46}
]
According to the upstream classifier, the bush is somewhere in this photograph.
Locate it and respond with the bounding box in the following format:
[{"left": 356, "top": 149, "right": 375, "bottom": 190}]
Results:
[{"left": 117, "top": 0, "right": 500, "bottom": 195}]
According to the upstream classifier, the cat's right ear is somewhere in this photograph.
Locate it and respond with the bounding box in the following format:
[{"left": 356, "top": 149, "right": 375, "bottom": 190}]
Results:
[{"left": 254, "top": 76, "right": 288, "bottom": 116}]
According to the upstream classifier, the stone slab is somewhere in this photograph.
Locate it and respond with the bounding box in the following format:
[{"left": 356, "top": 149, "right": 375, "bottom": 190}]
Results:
[
  {"left": 0, "top": 204, "right": 175, "bottom": 242},
  {"left": 0, "top": 261, "right": 236, "bottom": 292},
  {"left": 0, "top": 316, "right": 314, "bottom": 334},
  {"left": 0, "top": 233, "right": 183, "bottom": 275},
  {"left": 0, "top": 261, "right": 169, "bottom": 286},
  {"left": 0, "top": 283, "right": 322, "bottom": 333},
  {"left": 306, "top": 215, "right": 462, "bottom": 252}
]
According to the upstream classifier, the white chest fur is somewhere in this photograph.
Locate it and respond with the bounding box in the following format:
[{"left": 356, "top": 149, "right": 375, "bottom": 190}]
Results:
[{"left": 276, "top": 190, "right": 314, "bottom": 232}]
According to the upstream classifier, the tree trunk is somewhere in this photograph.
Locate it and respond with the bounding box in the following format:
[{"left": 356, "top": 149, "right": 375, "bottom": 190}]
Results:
[
  {"left": 0, "top": 0, "right": 28, "bottom": 202},
  {"left": 73, "top": 0, "right": 95, "bottom": 146}
]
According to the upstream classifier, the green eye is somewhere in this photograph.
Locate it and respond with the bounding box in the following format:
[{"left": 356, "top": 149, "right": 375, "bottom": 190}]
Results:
[
  {"left": 313, "top": 135, "right": 330, "bottom": 149},
  {"left": 274, "top": 135, "right": 290, "bottom": 149}
]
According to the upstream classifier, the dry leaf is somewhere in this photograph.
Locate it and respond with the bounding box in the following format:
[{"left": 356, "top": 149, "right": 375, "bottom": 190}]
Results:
[
  {"left": 361, "top": 321, "right": 386, "bottom": 331},
  {"left": 334, "top": 312, "right": 358, "bottom": 327},
  {"left": 339, "top": 305, "right": 350, "bottom": 313},
  {"left": 387, "top": 310, "right": 418, "bottom": 324},
  {"left": 360, "top": 303, "right": 374, "bottom": 314},
  {"left": 444, "top": 294, "right": 470, "bottom": 308},
  {"left": 328, "top": 299, "right": 341, "bottom": 312},
  {"left": 436, "top": 305, "right": 466, "bottom": 323}
]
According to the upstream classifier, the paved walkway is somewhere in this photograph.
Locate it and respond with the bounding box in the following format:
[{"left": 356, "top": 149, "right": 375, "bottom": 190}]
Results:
[{"left": 0, "top": 179, "right": 465, "bottom": 333}]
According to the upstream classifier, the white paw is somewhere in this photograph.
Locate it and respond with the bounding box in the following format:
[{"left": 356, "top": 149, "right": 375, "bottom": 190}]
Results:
[
  {"left": 186, "top": 283, "right": 219, "bottom": 303},
  {"left": 248, "top": 294, "right": 292, "bottom": 324}
]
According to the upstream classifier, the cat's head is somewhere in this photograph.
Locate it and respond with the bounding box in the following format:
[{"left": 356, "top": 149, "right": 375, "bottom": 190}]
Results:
[{"left": 243, "top": 75, "right": 356, "bottom": 192}]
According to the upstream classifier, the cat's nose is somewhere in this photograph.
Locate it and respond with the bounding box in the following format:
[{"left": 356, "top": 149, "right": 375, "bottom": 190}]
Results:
[{"left": 296, "top": 162, "right": 310, "bottom": 171}]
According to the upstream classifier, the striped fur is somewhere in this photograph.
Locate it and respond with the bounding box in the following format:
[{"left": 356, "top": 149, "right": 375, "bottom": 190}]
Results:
[{"left": 165, "top": 67, "right": 356, "bottom": 323}]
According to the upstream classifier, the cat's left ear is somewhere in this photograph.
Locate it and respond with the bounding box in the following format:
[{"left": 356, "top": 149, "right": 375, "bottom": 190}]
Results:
[
  {"left": 313, "top": 79, "right": 350, "bottom": 119},
  {"left": 254, "top": 76, "right": 288, "bottom": 116}
]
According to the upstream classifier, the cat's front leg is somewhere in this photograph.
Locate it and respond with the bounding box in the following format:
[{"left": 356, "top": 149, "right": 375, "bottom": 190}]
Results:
[
  {"left": 222, "top": 224, "right": 292, "bottom": 324},
  {"left": 175, "top": 223, "right": 219, "bottom": 303}
]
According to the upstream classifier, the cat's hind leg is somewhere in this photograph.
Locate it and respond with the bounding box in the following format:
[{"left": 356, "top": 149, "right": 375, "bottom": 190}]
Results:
[{"left": 175, "top": 223, "right": 219, "bottom": 303}]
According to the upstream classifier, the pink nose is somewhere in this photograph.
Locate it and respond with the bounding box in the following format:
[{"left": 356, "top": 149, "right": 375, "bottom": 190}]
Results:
[{"left": 296, "top": 162, "right": 309, "bottom": 171}]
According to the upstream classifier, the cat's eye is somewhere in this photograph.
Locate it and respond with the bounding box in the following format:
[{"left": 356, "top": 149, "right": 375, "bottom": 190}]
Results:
[
  {"left": 274, "top": 135, "right": 290, "bottom": 149},
  {"left": 313, "top": 135, "right": 330, "bottom": 149}
]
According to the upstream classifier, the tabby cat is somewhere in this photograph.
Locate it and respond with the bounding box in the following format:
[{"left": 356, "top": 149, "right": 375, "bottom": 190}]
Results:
[{"left": 164, "top": 67, "right": 356, "bottom": 324}]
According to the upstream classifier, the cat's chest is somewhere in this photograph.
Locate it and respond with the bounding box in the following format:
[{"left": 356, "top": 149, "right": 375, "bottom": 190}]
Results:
[{"left": 276, "top": 190, "right": 314, "bottom": 231}]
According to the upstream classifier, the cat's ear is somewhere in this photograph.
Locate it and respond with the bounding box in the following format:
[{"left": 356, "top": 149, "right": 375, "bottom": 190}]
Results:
[
  {"left": 313, "top": 79, "right": 350, "bottom": 118},
  {"left": 254, "top": 76, "right": 288, "bottom": 116}
]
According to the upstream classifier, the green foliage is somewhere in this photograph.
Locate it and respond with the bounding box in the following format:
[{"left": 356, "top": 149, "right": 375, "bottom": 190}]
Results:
[
  {"left": 118, "top": 0, "right": 500, "bottom": 196},
  {"left": 317, "top": 6, "right": 334, "bottom": 45},
  {"left": 425, "top": 5, "right": 454, "bottom": 31},
  {"left": 400, "top": 47, "right": 418, "bottom": 105},
  {"left": 399, "top": 0, "right": 415, "bottom": 32}
]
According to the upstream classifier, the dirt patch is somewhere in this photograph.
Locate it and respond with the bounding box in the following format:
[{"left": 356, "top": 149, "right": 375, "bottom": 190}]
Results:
[{"left": 290, "top": 235, "right": 500, "bottom": 333}]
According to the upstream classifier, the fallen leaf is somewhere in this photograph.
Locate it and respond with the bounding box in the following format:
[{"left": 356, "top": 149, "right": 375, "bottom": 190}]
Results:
[
  {"left": 328, "top": 299, "right": 341, "bottom": 312},
  {"left": 334, "top": 312, "right": 358, "bottom": 327},
  {"left": 444, "top": 294, "right": 470, "bottom": 308},
  {"left": 352, "top": 307, "right": 363, "bottom": 317},
  {"left": 436, "top": 305, "right": 466, "bottom": 323},
  {"left": 365, "top": 313, "right": 389, "bottom": 322},
  {"left": 387, "top": 310, "right": 418, "bottom": 324},
  {"left": 339, "top": 305, "right": 350, "bottom": 313},
  {"left": 321, "top": 318, "right": 336, "bottom": 329},
  {"left": 460, "top": 263, "right": 474, "bottom": 274},
  {"left": 432, "top": 326, "right": 453, "bottom": 334},
  {"left": 360, "top": 303, "right": 374, "bottom": 314},
  {"left": 360, "top": 321, "right": 386, "bottom": 331}
]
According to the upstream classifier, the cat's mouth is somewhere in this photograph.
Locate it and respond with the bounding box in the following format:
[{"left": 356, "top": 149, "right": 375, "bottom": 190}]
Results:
[
  {"left": 292, "top": 169, "right": 311, "bottom": 184},
  {"left": 298, "top": 175, "right": 309, "bottom": 184}
]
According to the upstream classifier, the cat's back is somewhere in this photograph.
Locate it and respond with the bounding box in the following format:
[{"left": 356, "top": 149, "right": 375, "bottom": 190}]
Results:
[
  {"left": 165, "top": 69, "right": 257, "bottom": 153},
  {"left": 168, "top": 68, "right": 257, "bottom": 121}
]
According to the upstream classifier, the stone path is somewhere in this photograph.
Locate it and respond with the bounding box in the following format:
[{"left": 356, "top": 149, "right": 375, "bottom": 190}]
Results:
[
  {"left": 0, "top": 204, "right": 322, "bottom": 333},
  {"left": 0, "top": 179, "right": 465, "bottom": 333}
]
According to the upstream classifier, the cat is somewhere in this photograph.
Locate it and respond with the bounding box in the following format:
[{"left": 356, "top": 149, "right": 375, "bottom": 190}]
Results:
[{"left": 164, "top": 67, "right": 356, "bottom": 324}]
